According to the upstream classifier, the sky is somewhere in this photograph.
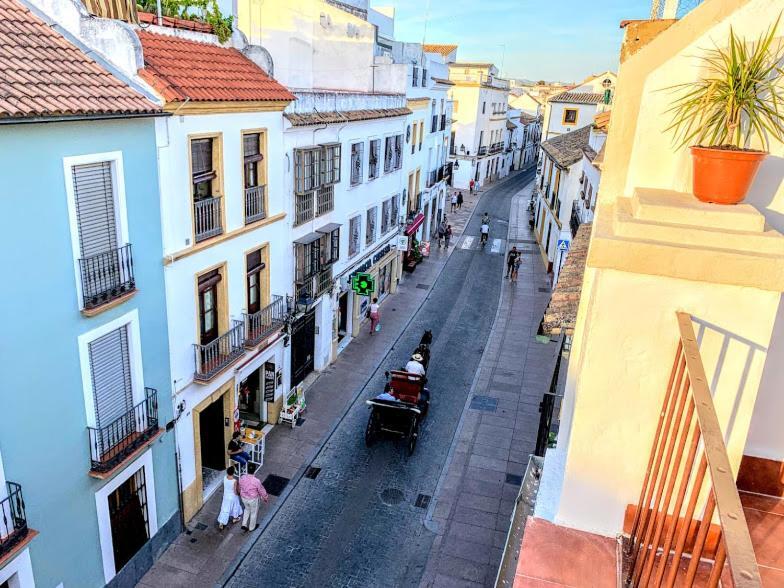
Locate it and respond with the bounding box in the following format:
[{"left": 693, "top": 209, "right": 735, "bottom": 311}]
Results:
[{"left": 374, "top": 0, "right": 652, "bottom": 82}]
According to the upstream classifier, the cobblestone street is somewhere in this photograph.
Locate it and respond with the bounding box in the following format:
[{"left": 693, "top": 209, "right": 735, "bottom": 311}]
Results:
[{"left": 220, "top": 169, "right": 545, "bottom": 588}]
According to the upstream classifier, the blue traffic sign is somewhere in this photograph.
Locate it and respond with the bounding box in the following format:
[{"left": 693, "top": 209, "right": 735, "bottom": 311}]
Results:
[{"left": 557, "top": 239, "right": 570, "bottom": 252}]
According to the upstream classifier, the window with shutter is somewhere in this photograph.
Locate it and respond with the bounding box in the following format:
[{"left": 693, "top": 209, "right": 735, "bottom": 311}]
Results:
[
  {"left": 89, "top": 325, "right": 134, "bottom": 428},
  {"left": 349, "top": 215, "right": 361, "bottom": 258},
  {"left": 294, "top": 147, "right": 321, "bottom": 194},
  {"left": 73, "top": 161, "right": 118, "bottom": 259},
  {"left": 246, "top": 249, "right": 266, "bottom": 315},
  {"left": 243, "top": 133, "right": 263, "bottom": 189},
  {"left": 191, "top": 138, "right": 217, "bottom": 199},
  {"left": 321, "top": 143, "right": 341, "bottom": 185}
]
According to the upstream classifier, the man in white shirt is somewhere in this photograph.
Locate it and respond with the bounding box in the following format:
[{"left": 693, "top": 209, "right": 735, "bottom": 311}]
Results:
[
  {"left": 480, "top": 222, "right": 490, "bottom": 245},
  {"left": 405, "top": 353, "right": 426, "bottom": 377}
]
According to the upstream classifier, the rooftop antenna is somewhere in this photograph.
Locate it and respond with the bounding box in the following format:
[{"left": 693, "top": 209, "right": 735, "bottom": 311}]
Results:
[{"left": 499, "top": 44, "right": 506, "bottom": 78}]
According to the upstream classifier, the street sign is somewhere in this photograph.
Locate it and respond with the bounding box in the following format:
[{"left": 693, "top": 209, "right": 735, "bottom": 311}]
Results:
[
  {"left": 557, "top": 239, "right": 570, "bottom": 252},
  {"left": 351, "top": 272, "right": 375, "bottom": 296}
]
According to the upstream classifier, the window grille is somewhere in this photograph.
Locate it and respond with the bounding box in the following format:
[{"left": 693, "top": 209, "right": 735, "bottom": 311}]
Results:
[
  {"left": 412, "top": 66, "right": 419, "bottom": 87},
  {"left": 394, "top": 135, "right": 403, "bottom": 169},
  {"left": 381, "top": 199, "right": 391, "bottom": 234},
  {"left": 316, "top": 266, "right": 333, "bottom": 297},
  {"left": 384, "top": 136, "right": 394, "bottom": 173},
  {"left": 321, "top": 143, "right": 342, "bottom": 185},
  {"left": 316, "top": 184, "right": 334, "bottom": 216},
  {"left": 350, "top": 142, "right": 364, "bottom": 186},
  {"left": 349, "top": 215, "right": 361, "bottom": 257},
  {"left": 295, "top": 192, "right": 314, "bottom": 226},
  {"left": 366, "top": 206, "right": 377, "bottom": 246},
  {"left": 391, "top": 193, "right": 400, "bottom": 226},
  {"left": 368, "top": 139, "right": 380, "bottom": 179},
  {"left": 294, "top": 147, "right": 321, "bottom": 194}
]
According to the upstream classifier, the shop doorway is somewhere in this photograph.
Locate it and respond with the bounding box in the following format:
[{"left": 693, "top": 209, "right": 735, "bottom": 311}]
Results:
[
  {"left": 239, "top": 368, "right": 265, "bottom": 429},
  {"left": 108, "top": 467, "right": 149, "bottom": 573},
  {"left": 291, "top": 310, "right": 316, "bottom": 386},
  {"left": 199, "top": 395, "right": 225, "bottom": 499},
  {"left": 337, "top": 292, "right": 349, "bottom": 344}
]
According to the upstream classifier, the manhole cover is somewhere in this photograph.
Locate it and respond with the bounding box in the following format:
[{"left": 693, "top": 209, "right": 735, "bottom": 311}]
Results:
[
  {"left": 380, "top": 488, "right": 405, "bottom": 505},
  {"left": 415, "top": 494, "right": 431, "bottom": 509}
]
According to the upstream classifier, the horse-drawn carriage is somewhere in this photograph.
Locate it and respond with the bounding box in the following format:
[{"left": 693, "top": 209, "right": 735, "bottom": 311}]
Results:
[{"left": 364, "top": 331, "right": 432, "bottom": 456}]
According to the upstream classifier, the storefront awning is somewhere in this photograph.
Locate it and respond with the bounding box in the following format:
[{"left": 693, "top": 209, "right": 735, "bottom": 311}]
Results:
[
  {"left": 293, "top": 231, "right": 321, "bottom": 245},
  {"left": 316, "top": 222, "right": 342, "bottom": 233},
  {"left": 404, "top": 213, "right": 425, "bottom": 236}
]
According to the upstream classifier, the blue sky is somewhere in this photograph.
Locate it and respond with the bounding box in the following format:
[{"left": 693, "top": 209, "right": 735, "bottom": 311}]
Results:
[{"left": 375, "top": 0, "right": 652, "bottom": 82}]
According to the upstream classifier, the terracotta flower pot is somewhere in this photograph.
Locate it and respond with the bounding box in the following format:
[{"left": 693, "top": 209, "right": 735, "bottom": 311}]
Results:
[{"left": 690, "top": 146, "right": 767, "bottom": 205}]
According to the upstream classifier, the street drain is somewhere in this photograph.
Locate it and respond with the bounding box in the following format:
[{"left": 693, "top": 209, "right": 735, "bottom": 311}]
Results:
[
  {"left": 304, "top": 466, "right": 321, "bottom": 479},
  {"left": 415, "top": 494, "right": 431, "bottom": 509},
  {"left": 416, "top": 283, "right": 431, "bottom": 290},
  {"left": 538, "top": 287, "right": 550, "bottom": 293},
  {"left": 380, "top": 488, "right": 405, "bottom": 505}
]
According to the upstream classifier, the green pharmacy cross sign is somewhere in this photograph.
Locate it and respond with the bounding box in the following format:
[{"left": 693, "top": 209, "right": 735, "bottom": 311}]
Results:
[{"left": 351, "top": 272, "right": 375, "bottom": 296}]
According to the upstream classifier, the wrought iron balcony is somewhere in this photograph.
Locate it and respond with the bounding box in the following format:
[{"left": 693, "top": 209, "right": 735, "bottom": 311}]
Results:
[
  {"left": 194, "top": 196, "right": 223, "bottom": 242},
  {"left": 243, "top": 295, "right": 287, "bottom": 348},
  {"left": 489, "top": 142, "right": 504, "bottom": 154},
  {"left": 88, "top": 387, "right": 159, "bottom": 474},
  {"left": 194, "top": 321, "right": 245, "bottom": 381},
  {"left": 477, "top": 145, "right": 488, "bottom": 156},
  {"left": 244, "top": 185, "right": 266, "bottom": 224},
  {"left": 78, "top": 244, "right": 135, "bottom": 311},
  {"left": 0, "top": 482, "right": 29, "bottom": 560}
]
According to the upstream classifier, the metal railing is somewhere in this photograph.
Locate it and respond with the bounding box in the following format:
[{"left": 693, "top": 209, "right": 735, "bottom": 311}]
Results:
[
  {"left": 78, "top": 244, "right": 135, "bottom": 310},
  {"left": 622, "top": 313, "right": 761, "bottom": 587},
  {"left": 243, "top": 295, "right": 286, "bottom": 347},
  {"left": 87, "top": 387, "right": 159, "bottom": 474},
  {"left": 478, "top": 145, "right": 488, "bottom": 156},
  {"left": 316, "top": 185, "right": 334, "bottom": 217},
  {"left": 0, "top": 482, "right": 29, "bottom": 558},
  {"left": 295, "top": 191, "right": 314, "bottom": 226},
  {"left": 194, "top": 321, "right": 245, "bottom": 381},
  {"left": 490, "top": 142, "right": 504, "bottom": 154},
  {"left": 316, "top": 267, "right": 333, "bottom": 296},
  {"left": 194, "top": 196, "right": 223, "bottom": 242},
  {"left": 651, "top": 0, "right": 703, "bottom": 19},
  {"left": 244, "top": 185, "right": 266, "bottom": 224}
]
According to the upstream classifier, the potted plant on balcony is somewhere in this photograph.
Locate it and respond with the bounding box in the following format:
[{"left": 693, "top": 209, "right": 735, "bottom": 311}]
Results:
[{"left": 666, "top": 19, "right": 784, "bottom": 204}]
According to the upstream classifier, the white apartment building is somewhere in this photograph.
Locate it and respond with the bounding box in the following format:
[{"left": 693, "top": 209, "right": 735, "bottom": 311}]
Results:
[
  {"left": 448, "top": 63, "right": 511, "bottom": 189},
  {"left": 237, "top": 0, "right": 411, "bottom": 376},
  {"left": 541, "top": 72, "right": 616, "bottom": 140}
]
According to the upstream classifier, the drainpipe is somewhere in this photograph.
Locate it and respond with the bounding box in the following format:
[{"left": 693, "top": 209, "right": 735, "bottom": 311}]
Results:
[{"left": 156, "top": 0, "right": 162, "bottom": 25}]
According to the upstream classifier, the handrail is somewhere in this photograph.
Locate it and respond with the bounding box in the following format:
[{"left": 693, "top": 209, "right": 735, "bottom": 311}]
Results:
[
  {"left": 78, "top": 243, "right": 135, "bottom": 310},
  {"left": 243, "top": 295, "right": 286, "bottom": 347},
  {"left": 0, "top": 482, "right": 28, "bottom": 556},
  {"left": 193, "top": 321, "right": 245, "bottom": 381},
  {"left": 623, "top": 312, "right": 761, "bottom": 587}
]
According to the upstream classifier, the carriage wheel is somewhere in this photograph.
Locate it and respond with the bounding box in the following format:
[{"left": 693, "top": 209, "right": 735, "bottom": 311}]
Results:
[
  {"left": 365, "top": 410, "right": 379, "bottom": 447},
  {"left": 406, "top": 418, "right": 419, "bottom": 457}
]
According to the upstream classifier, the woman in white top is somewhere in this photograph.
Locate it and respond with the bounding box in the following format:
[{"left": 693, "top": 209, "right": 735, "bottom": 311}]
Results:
[
  {"left": 369, "top": 298, "right": 381, "bottom": 335},
  {"left": 217, "top": 466, "right": 243, "bottom": 530}
]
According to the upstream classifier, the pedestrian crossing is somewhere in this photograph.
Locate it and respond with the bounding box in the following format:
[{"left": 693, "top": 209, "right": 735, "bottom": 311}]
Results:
[{"left": 458, "top": 235, "right": 506, "bottom": 253}]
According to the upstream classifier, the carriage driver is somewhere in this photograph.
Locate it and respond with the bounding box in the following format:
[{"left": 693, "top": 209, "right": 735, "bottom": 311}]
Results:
[{"left": 405, "top": 353, "right": 426, "bottom": 378}]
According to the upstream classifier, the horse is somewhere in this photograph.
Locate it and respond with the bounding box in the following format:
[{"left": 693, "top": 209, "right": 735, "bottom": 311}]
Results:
[{"left": 415, "top": 330, "right": 433, "bottom": 370}]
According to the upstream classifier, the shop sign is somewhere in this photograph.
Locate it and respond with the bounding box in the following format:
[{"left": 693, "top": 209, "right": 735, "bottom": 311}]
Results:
[
  {"left": 347, "top": 242, "right": 394, "bottom": 285},
  {"left": 372, "top": 243, "right": 392, "bottom": 264},
  {"left": 351, "top": 272, "right": 375, "bottom": 296},
  {"left": 396, "top": 235, "right": 409, "bottom": 250},
  {"left": 264, "top": 361, "right": 276, "bottom": 402}
]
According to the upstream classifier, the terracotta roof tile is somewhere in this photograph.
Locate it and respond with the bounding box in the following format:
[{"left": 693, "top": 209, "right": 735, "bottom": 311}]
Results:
[
  {"left": 423, "top": 44, "right": 457, "bottom": 57},
  {"left": 137, "top": 31, "right": 295, "bottom": 103},
  {"left": 542, "top": 223, "right": 592, "bottom": 336},
  {"left": 285, "top": 107, "right": 411, "bottom": 127},
  {"left": 549, "top": 91, "right": 603, "bottom": 105},
  {"left": 541, "top": 125, "right": 592, "bottom": 168},
  {"left": 0, "top": 0, "right": 159, "bottom": 119}
]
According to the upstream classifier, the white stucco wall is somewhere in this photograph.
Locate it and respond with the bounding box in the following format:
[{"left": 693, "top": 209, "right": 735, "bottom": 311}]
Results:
[{"left": 543, "top": 102, "right": 598, "bottom": 140}]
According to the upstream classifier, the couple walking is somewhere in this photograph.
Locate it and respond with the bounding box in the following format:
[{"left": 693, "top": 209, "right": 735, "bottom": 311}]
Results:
[
  {"left": 436, "top": 220, "right": 452, "bottom": 248},
  {"left": 449, "top": 191, "right": 463, "bottom": 212},
  {"left": 506, "top": 246, "right": 522, "bottom": 282},
  {"left": 217, "top": 465, "right": 269, "bottom": 533}
]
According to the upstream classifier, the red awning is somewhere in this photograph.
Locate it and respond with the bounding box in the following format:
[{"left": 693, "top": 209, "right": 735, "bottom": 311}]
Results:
[{"left": 405, "top": 213, "right": 425, "bottom": 236}]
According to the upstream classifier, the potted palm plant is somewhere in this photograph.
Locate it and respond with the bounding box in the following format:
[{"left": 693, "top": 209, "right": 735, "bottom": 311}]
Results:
[{"left": 667, "top": 19, "right": 784, "bottom": 204}]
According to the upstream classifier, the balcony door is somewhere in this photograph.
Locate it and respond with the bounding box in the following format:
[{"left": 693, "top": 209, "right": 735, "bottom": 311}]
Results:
[{"left": 198, "top": 269, "right": 221, "bottom": 346}]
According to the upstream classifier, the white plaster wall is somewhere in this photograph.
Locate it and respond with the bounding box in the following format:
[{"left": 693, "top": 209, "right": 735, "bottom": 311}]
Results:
[
  {"left": 544, "top": 102, "right": 597, "bottom": 139},
  {"left": 553, "top": 269, "right": 779, "bottom": 536},
  {"left": 236, "top": 0, "right": 377, "bottom": 91}
]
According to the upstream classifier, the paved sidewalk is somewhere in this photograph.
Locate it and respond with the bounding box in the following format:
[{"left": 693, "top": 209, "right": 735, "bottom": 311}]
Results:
[
  {"left": 419, "top": 182, "right": 557, "bottom": 587},
  {"left": 137, "top": 176, "right": 497, "bottom": 588}
]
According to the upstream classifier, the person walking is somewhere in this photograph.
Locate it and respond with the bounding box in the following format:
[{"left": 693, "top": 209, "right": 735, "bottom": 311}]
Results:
[
  {"left": 217, "top": 466, "right": 243, "bottom": 531},
  {"left": 506, "top": 246, "right": 519, "bottom": 278},
  {"left": 239, "top": 472, "right": 269, "bottom": 532},
  {"left": 511, "top": 255, "right": 522, "bottom": 282},
  {"left": 450, "top": 192, "right": 458, "bottom": 212},
  {"left": 469, "top": 179, "right": 475, "bottom": 194},
  {"left": 456, "top": 192, "right": 463, "bottom": 210},
  {"left": 437, "top": 220, "right": 446, "bottom": 248},
  {"left": 368, "top": 297, "right": 380, "bottom": 335},
  {"left": 444, "top": 225, "right": 453, "bottom": 248}
]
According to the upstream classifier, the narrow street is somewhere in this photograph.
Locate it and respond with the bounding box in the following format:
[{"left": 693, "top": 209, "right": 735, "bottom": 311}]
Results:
[{"left": 223, "top": 170, "right": 537, "bottom": 587}]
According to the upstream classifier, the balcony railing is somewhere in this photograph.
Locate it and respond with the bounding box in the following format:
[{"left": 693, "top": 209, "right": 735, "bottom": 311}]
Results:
[
  {"left": 243, "top": 295, "right": 287, "bottom": 348},
  {"left": 88, "top": 387, "right": 159, "bottom": 474},
  {"left": 78, "top": 244, "right": 135, "bottom": 311},
  {"left": 0, "top": 482, "right": 29, "bottom": 559},
  {"left": 489, "top": 142, "right": 504, "bottom": 154},
  {"left": 244, "top": 185, "right": 266, "bottom": 224},
  {"left": 478, "top": 145, "right": 488, "bottom": 156},
  {"left": 194, "top": 196, "right": 223, "bottom": 242},
  {"left": 622, "top": 312, "right": 761, "bottom": 587},
  {"left": 194, "top": 321, "right": 245, "bottom": 381}
]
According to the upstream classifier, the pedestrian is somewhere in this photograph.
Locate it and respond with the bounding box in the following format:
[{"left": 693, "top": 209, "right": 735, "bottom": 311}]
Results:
[
  {"left": 506, "top": 246, "right": 519, "bottom": 278},
  {"left": 512, "top": 255, "right": 522, "bottom": 282},
  {"left": 227, "top": 431, "right": 251, "bottom": 467},
  {"left": 239, "top": 472, "right": 269, "bottom": 532},
  {"left": 437, "top": 220, "right": 446, "bottom": 248},
  {"left": 450, "top": 192, "right": 458, "bottom": 212},
  {"left": 217, "top": 466, "right": 243, "bottom": 531},
  {"left": 469, "top": 179, "right": 475, "bottom": 194},
  {"left": 457, "top": 192, "right": 463, "bottom": 210},
  {"left": 444, "top": 225, "right": 452, "bottom": 248},
  {"left": 368, "top": 297, "right": 380, "bottom": 334}
]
